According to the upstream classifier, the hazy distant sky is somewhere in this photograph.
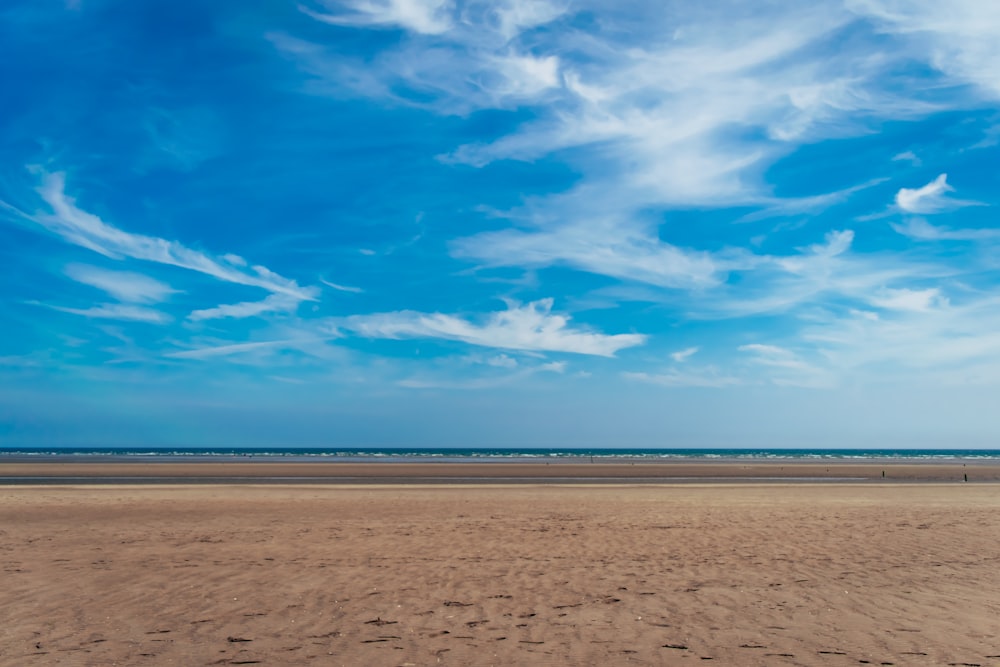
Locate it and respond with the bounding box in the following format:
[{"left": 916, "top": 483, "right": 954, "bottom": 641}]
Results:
[{"left": 3, "top": 0, "right": 1000, "bottom": 448}]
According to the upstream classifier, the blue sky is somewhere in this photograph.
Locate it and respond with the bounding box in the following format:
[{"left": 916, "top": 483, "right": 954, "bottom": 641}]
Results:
[{"left": 3, "top": 0, "right": 1000, "bottom": 448}]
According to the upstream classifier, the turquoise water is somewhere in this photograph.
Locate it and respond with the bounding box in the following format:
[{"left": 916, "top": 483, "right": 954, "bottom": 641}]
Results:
[{"left": 2, "top": 446, "right": 999, "bottom": 461}]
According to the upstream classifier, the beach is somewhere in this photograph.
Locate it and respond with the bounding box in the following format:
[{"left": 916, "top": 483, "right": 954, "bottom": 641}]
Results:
[
  {"left": 3, "top": 458, "right": 1000, "bottom": 483},
  {"left": 2, "top": 463, "right": 999, "bottom": 665}
]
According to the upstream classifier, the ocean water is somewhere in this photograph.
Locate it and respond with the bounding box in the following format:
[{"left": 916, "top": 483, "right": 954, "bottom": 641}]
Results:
[{"left": 2, "top": 446, "right": 999, "bottom": 462}]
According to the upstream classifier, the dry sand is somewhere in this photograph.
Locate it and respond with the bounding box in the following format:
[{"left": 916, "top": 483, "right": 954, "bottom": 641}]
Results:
[{"left": 2, "top": 479, "right": 999, "bottom": 665}]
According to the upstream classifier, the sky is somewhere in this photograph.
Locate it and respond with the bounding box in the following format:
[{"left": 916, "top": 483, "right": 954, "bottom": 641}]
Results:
[{"left": 2, "top": 0, "right": 1000, "bottom": 449}]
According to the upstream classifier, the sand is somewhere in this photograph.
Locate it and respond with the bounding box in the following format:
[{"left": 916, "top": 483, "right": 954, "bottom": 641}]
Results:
[
  {"left": 2, "top": 477, "right": 999, "bottom": 665},
  {"left": 2, "top": 459, "right": 999, "bottom": 483}
]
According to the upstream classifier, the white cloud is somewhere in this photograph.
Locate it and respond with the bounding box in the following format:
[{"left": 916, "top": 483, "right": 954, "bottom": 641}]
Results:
[
  {"left": 674, "top": 226, "right": 950, "bottom": 322},
  {"left": 276, "top": 1, "right": 1000, "bottom": 311},
  {"left": 808, "top": 229, "right": 854, "bottom": 258},
  {"left": 278, "top": 0, "right": 570, "bottom": 114},
  {"left": 849, "top": 0, "right": 1000, "bottom": 97},
  {"left": 670, "top": 346, "right": 699, "bottom": 363},
  {"left": 33, "top": 171, "right": 318, "bottom": 301},
  {"left": 739, "top": 343, "right": 802, "bottom": 366},
  {"left": 800, "top": 295, "right": 1000, "bottom": 383},
  {"left": 487, "top": 51, "right": 560, "bottom": 97},
  {"left": 487, "top": 353, "right": 518, "bottom": 368},
  {"left": 435, "top": 3, "right": 933, "bottom": 208},
  {"left": 166, "top": 339, "right": 302, "bottom": 359},
  {"left": 491, "top": 0, "right": 568, "bottom": 41},
  {"left": 738, "top": 343, "right": 833, "bottom": 388},
  {"left": 891, "top": 150, "right": 921, "bottom": 165},
  {"left": 321, "top": 279, "right": 364, "bottom": 293},
  {"left": 707, "top": 231, "right": 856, "bottom": 314},
  {"left": 277, "top": 0, "right": 992, "bottom": 320},
  {"left": 737, "top": 178, "right": 888, "bottom": 223},
  {"left": 41, "top": 302, "right": 171, "bottom": 324},
  {"left": 64, "top": 264, "right": 177, "bottom": 304},
  {"left": 451, "top": 216, "right": 723, "bottom": 289},
  {"left": 894, "top": 173, "right": 970, "bottom": 213},
  {"left": 623, "top": 367, "right": 740, "bottom": 389},
  {"left": 459, "top": 217, "right": 947, "bottom": 326},
  {"left": 970, "top": 123, "right": 1000, "bottom": 149},
  {"left": 165, "top": 331, "right": 346, "bottom": 362},
  {"left": 189, "top": 294, "right": 301, "bottom": 321},
  {"left": 869, "top": 287, "right": 947, "bottom": 312},
  {"left": 302, "top": 0, "right": 454, "bottom": 35},
  {"left": 891, "top": 218, "right": 1000, "bottom": 241},
  {"left": 340, "top": 298, "right": 646, "bottom": 356}
]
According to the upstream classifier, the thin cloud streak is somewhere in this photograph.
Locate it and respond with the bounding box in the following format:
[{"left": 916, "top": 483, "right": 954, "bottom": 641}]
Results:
[
  {"left": 64, "top": 264, "right": 177, "bottom": 304},
  {"left": 33, "top": 171, "right": 319, "bottom": 302},
  {"left": 670, "top": 347, "right": 699, "bottom": 363},
  {"left": 892, "top": 218, "right": 1000, "bottom": 242},
  {"left": 189, "top": 294, "right": 301, "bottom": 321},
  {"left": 167, "top": 339, "right": 318, "bottom": 360},
  {"left": 37, "top": 301, "right": 172, "bottom": 324},
  {"left": 321, "top": 279, "right": 364, "bottom": 294},
  {"left": 623, "top": 368, "right": 740, "bottom": 389}
]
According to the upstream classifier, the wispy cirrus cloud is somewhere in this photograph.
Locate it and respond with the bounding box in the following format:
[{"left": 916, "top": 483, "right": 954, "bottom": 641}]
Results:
[
  {"left": 164, "top": 330, "right": 349, "bottom": 367},
  {"left": 321, "top": 279, "right": 364, "bottom": 294},
  {"left": 166, "top": 339, "right": 307, "bottom": 359},
  {"left": 849, "top": 0, "right": 1000, "bottom": 97},
  {"left": 692, "top": 229, "right": 949, "bottom": 320},
  {"left": 736, "top": 178, "right": 889, "bottom": 223},
  {"left": 451, "top": 215, "right": 724, "bottom": 290},
  {"left": 892, "top": 218, "right": 1000, "bottom": 241},
  {"left": 188, "top": 294, "right": 301, "bottom": 322},
  {"left": 273, "top": 0, "right": 570, "bottom": 114},
  {"left": 738, "top": 343, "right": 834, "bottom": 388},
  {"left": 40, "top": 302, "right": 172, "bottom": 324},
  {"left": 339, "top": 298, "right": 646, "bottom": 356},
  {"left": 670, "top": 347, "right": 699, "bottom": 363},
  {"left": 278, "top": 0, "right": 989, "bottom": 319},
  {"left": 869, "top": 287, "right": 948, "bottom": 312},
  {"left": 32, "top": 171, "right": 318, "bottom": 302},
  {"left": 623, "top": 367, "right": 740, "bottom": 389},
  {"left": 65, "top": 264, "right": 177, "bottom": 304},
  {"left": 891, "top": 150, "right": 921, "bottom": 165},
  {"left": 430, "top": 3, "right": 937, "bottom": 209},
  {"left": 798, "top": 293, "right": 1000, "bottom": 385},
  {"left": 277, "top": 0, "right": 984, "bottom": 342},
  {"left": 301, "top": 0, "right": 454, "bottom": 36}
]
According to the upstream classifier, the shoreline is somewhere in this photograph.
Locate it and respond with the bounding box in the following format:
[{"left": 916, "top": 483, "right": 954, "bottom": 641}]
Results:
[{"left": 2, "top": 459, "right": 998, "bottom": 484}]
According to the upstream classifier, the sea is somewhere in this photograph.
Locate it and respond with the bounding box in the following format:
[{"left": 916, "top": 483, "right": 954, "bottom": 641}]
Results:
[{"left": 2, "top": 446, "right": 1000, "bottom": 463}]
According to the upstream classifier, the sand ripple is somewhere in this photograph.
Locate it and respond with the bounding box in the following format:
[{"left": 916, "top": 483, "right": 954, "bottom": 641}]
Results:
[{"left": 1, "top": 484, "right": 999, "bottom": 666}]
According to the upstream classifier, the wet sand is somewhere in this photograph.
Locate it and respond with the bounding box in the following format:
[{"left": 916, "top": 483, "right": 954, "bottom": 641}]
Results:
[
  {"left": 2, "top": 459, "right": 999, "bottom": 484},
  {"left": 2, "top": 480, "right": 999, "bottom": 666}
]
